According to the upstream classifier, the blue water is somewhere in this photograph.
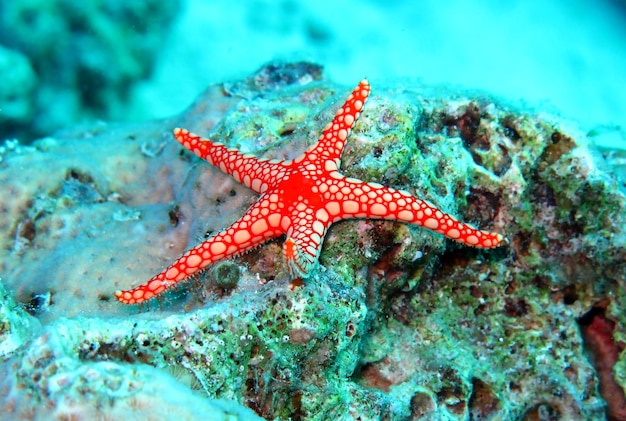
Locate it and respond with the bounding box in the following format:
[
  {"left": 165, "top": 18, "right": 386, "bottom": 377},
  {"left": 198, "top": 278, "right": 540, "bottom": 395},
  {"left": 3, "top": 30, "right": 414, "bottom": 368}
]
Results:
[{"left": 133, "top": 0, "right": 626, "bottom": 149}]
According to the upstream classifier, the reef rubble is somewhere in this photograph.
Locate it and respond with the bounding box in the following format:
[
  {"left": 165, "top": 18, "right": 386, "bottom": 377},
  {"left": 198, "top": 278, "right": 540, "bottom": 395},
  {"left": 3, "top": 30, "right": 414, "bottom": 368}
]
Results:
[{"left": 1, "top": 63, "right": 624, "bottom": 420}]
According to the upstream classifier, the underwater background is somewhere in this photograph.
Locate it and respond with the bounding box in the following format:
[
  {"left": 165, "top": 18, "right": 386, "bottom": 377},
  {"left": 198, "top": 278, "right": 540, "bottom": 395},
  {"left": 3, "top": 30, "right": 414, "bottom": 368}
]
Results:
[
  {"left": 1, "top": 0, "right": 626, "bottom": 420},
  {"left": 1, "top": 0, "right": 626, "bottom": 147}
]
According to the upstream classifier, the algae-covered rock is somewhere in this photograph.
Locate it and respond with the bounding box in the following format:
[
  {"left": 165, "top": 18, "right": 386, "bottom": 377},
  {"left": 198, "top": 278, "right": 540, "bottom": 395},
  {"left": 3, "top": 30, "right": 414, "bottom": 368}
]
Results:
[
  {"left": 0, "top": 281, "right": 41, "bottom": 360},
  {"left": 0, "top": 63, "right": 624, "bottom": 419}
]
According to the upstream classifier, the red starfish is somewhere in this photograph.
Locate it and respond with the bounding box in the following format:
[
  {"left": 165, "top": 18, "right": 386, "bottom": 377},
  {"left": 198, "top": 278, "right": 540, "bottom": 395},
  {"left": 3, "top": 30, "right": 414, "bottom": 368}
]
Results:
[{"left": 115, "top": 80, "right": 504, "bottom": 304}]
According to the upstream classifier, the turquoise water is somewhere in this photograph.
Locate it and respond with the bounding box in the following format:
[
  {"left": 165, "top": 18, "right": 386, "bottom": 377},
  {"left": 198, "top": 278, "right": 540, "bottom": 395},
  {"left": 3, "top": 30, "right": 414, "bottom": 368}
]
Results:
[
  {"left": 1, "top": 0, "right": 625, "bottom": 148},
  {"left": 135, "top": 0, "right": 626, "bottom": 149}
]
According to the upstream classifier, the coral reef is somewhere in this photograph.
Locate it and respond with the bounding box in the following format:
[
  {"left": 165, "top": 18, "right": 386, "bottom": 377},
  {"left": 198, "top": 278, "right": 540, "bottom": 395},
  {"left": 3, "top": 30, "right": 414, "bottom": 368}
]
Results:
[
  {"left": 0, "top": 63, "right": 625, "bottom": 419},
  {"left": 0, "top": 285, "right": 264, "bottom": 420},
  {"left": 0, "top": 0, "right": 180, "bottom": 141}
]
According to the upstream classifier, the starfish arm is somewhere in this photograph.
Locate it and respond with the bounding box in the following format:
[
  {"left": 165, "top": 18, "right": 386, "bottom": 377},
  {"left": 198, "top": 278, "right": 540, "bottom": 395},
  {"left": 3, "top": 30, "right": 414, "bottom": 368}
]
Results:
[
  {"left": 305, "top": 79, "right": 370, "bottom": 171},
  {"left": 282, "top": 214, "right": 329, "bottom": 278},
  {"left": 115, "top": 196, "right": 284, "bottom": 304},
  {"left": 174, "top": 128, "right": 286, "bottom": 194},
  {"left": 325, "top": 179, "right": 505, "bottom": 249},
  {"left": 385, "top": 189, "right": 504, "bottom": 248}
]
